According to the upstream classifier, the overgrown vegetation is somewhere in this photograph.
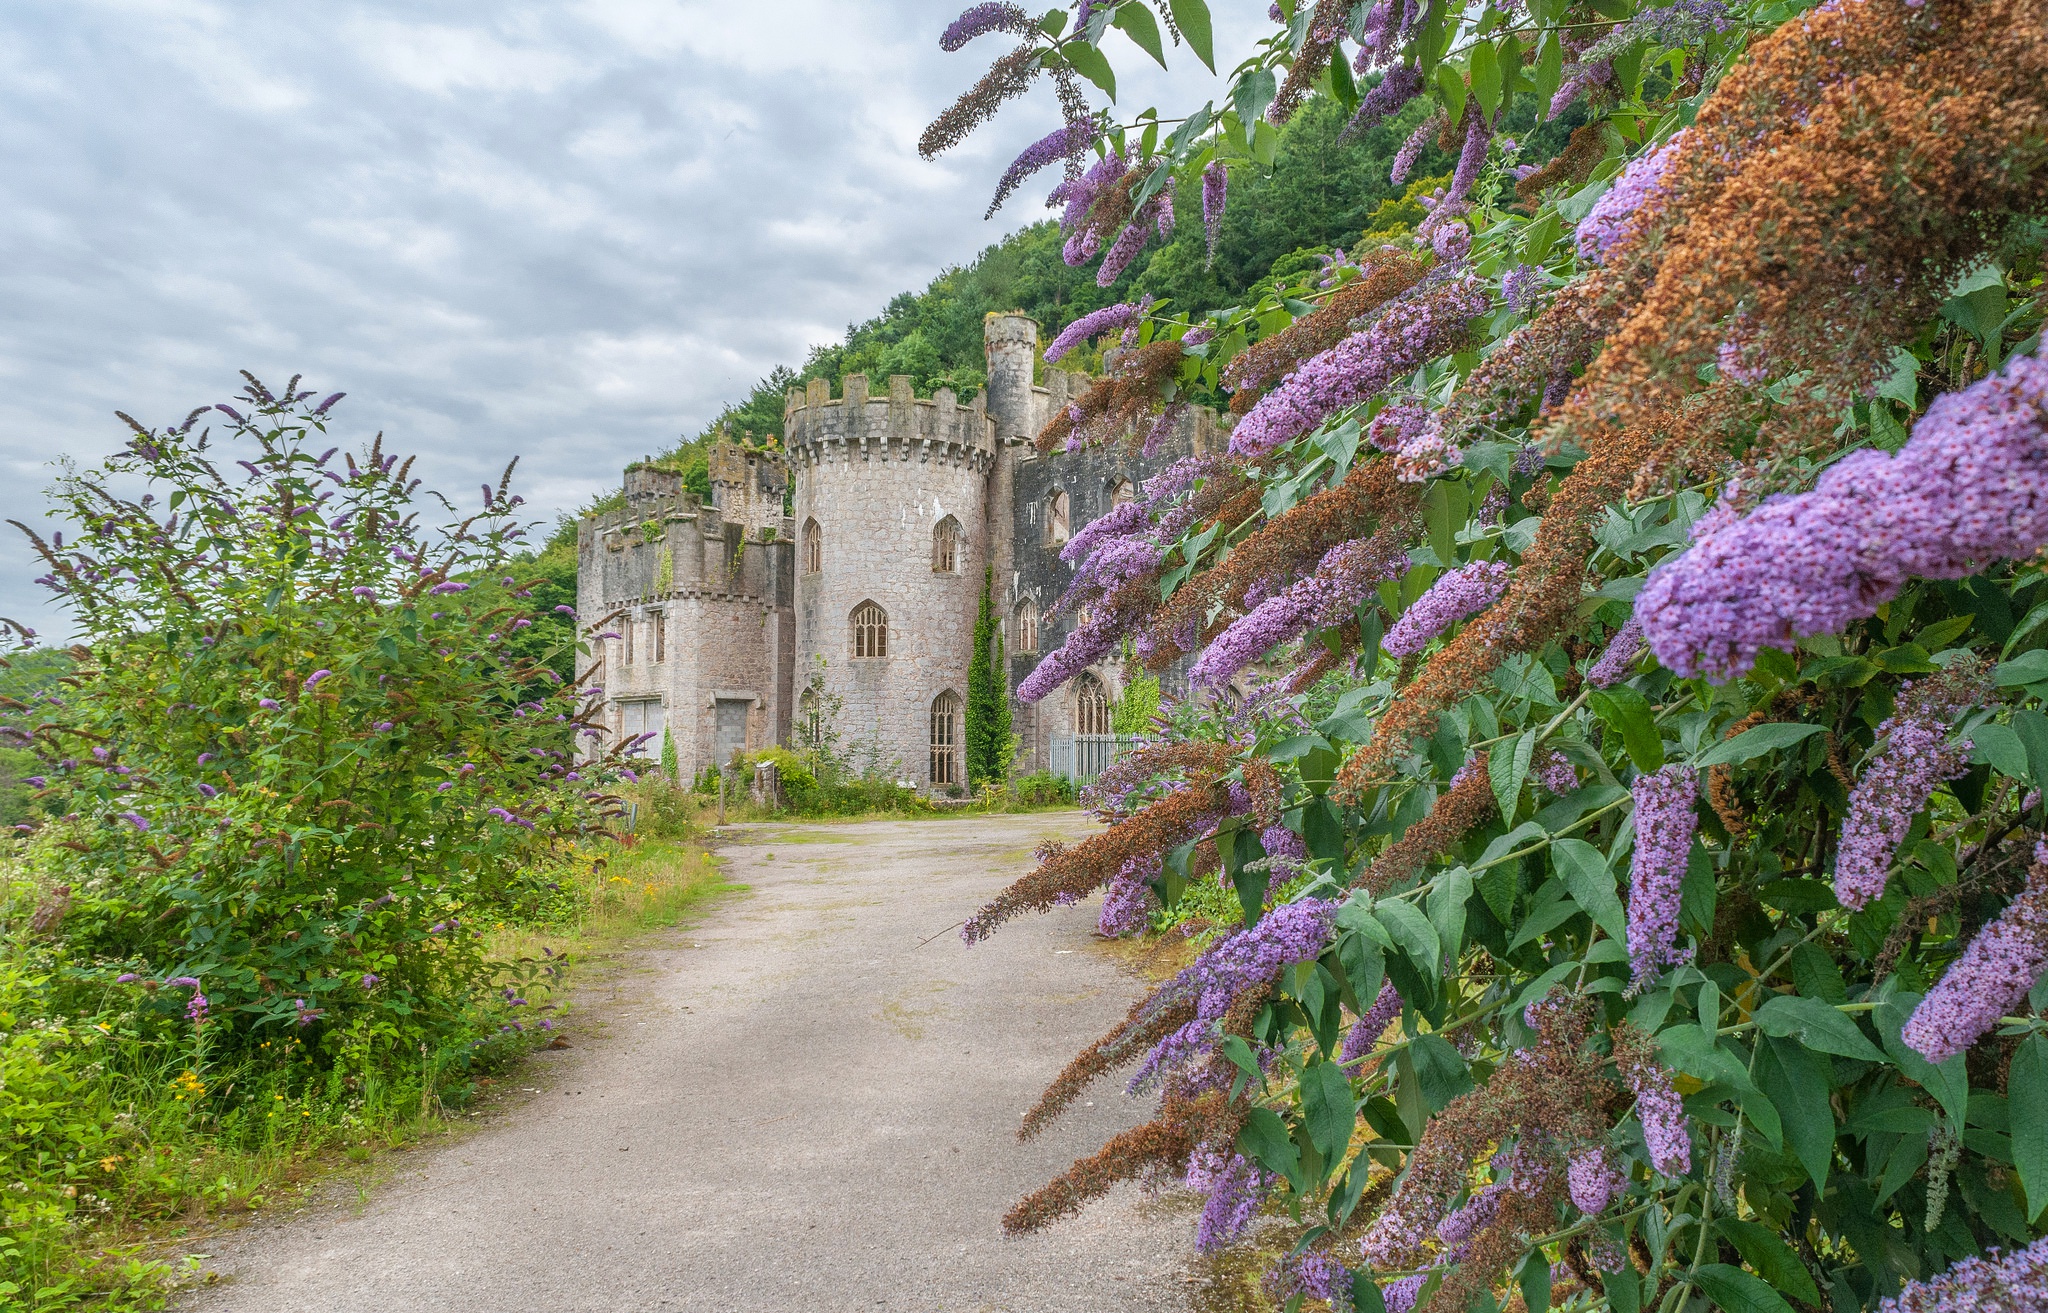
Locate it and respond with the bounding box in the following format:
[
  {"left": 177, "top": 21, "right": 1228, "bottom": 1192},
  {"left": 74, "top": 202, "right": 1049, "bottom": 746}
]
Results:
[
  {"left": 929, "top": 0, "right": 2048, "bottom": 1307},
  {"left": 0, "top": 383, "right": 721, "bottom": 1309}
]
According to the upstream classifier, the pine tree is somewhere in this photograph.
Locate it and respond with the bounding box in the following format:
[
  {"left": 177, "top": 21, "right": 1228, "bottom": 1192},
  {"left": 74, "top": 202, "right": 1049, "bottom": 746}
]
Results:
[{"left": 966, "top": 566, "right": 1012, "bottom": 790}]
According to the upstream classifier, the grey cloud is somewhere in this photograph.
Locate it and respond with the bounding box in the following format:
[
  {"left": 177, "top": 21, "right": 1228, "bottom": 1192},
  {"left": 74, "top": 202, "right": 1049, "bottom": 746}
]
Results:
[{"left": 0, "top": 0, "right": 1245, "bottom": 637}]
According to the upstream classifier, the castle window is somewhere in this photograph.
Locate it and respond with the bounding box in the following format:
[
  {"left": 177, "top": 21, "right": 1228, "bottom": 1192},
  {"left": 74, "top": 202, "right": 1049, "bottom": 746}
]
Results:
[
  {"left": 1014, "top": 599, "right": 1039, "bottom": 654},
  {"left": 652, "top": 612, "right": 665, "bottom": 663},
  {"left": 1074, "top": 673, "right": 1111, "bottom": 735},
  {"left": 1111, "top": 478, "right": 1135, "bottom": 507},
  {"left": 932, "top": 515, "right": 961, "bottom": 574},
  {"left": 929, "top": 690, "right": 960, "bottom": 787},
  {"left": 624, "top": 617, "right": 635, "bottom": 666},
  {"left": 1044, "top": 491, "right": 1070, "bottom": 547},
  {"left": 803, "top": 518, "right": 822, "bottom": 574},
  {"left": 851, "top": 600, "right": 888, "bottom": 659}
]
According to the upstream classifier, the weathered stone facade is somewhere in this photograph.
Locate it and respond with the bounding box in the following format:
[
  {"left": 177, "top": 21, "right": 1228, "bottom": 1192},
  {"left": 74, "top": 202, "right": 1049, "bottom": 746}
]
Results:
[{"left": 578, "top": 312, "right": 1220, "bottom": 790}]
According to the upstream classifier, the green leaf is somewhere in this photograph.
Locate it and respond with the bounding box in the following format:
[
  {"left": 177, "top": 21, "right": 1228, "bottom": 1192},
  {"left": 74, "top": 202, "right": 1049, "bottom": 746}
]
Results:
[
  {"left": 1588, "top": 685, "right": 1663, "bottom": 772},
  {"left": 1336, "top": 931, "right": 1386, "bottom": 1021},
  {"left": 1490, "top": 729, "right": 1537, "bottom": 820},
  {"left": 1550, "top": 837, "right": 1629, "bottom": 944},
  {"left": 1692, "top": 722, "right": 1824, "bottom": 769},
  {"left": 1532, "top": 32, "right": 1564, "bottom": 120},
  {"left": 1168, "top": 0, "right": 1216, "bottom": 70},
  {"left": 1410, "top": 1033, "right": 1474, "bottom": 1110},
  {"left": 1995, "top": 648, "right": 2048, "bottom": 687},
  {"left": 2012, "top": 709, "right": 2048, "bottom": 788},
  {"left": 1602, "top": 1269, "right": 1640, "bottom": 1313},
  {"left": 1427, "top": 866, "right": 1472, "bottom": 966},
  {"left": 1468, "top": 41, "right": 1501, "bottom": 118},
  {"left": 1751, "top": 995, "right": 1885, "bottom": 1062},
  {"left": 2011, "top": 1033, "right": 2048, "bottom": 1221},
  {"left": 1375, "top": 899, "right": 1440, "bottom": 974},
  {"left": 1238, "top": 1106, "right": 1301, "bottom": 1183},
  {"left": 1715, "top": 1218, "right": 1822, "bottom": 1307},
  {"left": 1232, "top": 65, "right": 1276, "bottom": 125},
  {"left": 1112, "top": 2, "right": 1168, "bottom": 66},
  {"left": 1352, "top": 1273, "right": 1389, "bottom": 1313},
  {"left": 1970, "top": 722, "right": 2031, "bottom": 782},
  {"left": 1692, "top": 1262, "right": 1796, "bottom": 1313},
  {"left": 1064, "top": 40, "right": 1118, "bottom": 98},
  {"left": 1435, "top": 62, "right": 1468, "bottom": 123},
  {"left": 1875, "top": 989, "right": 1969, "bottom": 1128},
  {"left": 1300, "top": 1059, "right": 1356, "bottom": 1165}
]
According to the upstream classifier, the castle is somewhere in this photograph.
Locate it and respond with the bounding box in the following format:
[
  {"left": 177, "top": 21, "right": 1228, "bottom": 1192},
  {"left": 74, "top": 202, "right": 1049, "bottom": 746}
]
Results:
[{"left": 575, "top": 312, "right": 1223, "bottom": 791}]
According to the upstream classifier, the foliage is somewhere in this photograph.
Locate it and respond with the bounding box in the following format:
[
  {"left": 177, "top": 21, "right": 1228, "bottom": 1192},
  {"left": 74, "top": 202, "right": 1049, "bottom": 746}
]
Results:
[
  {"left": 932, "top": 0, "right": 2048, "bottom": 1308},
  {"left": 968, "top": 566, "right": 1014, "bottom": 789},
  {"left": 1012, "top": 769, "right": 1079, "bottom": 807},
  {"left": 1112, "top": 671, "right": 1162, "bottom": 737}
]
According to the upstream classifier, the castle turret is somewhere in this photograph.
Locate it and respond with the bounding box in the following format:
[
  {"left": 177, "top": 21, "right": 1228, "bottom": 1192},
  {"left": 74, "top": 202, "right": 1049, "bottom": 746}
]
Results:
[{"left": 784, "top": 374, "right": 998, "bottom": 791}]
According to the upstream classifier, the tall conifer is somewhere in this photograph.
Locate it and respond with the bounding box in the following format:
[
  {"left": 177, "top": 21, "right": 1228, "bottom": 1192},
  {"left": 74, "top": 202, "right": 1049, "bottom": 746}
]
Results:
[{"left": 966, "top": 565, "right": 1011, "bottom": 789}]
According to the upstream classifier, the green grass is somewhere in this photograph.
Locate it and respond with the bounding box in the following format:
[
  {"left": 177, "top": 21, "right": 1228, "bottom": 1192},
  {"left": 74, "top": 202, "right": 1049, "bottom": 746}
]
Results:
[{"left": 1, "top": 836, "right": 737, "bottom": 1311}]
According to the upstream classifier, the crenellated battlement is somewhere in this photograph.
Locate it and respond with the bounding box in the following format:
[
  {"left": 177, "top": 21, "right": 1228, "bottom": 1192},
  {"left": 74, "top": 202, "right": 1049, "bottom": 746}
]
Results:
[{"left": 782, "top": 373, "right": 999, "bottom": 473}]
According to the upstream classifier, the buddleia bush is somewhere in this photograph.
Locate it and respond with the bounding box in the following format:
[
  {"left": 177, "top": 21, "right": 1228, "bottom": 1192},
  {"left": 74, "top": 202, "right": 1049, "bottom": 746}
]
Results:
[
  {"left": 8, "top": 377, "right": 616, "bottom": 1067},
  {"left": 929, "top": 0, "right": 2048, "bottom": 1307}
]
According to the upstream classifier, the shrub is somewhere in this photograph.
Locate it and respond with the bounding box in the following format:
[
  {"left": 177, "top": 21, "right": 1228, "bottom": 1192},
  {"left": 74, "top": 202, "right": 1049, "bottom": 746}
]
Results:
[{"left": 1012, "top": 770, "right": 1077, "bottom": 806}]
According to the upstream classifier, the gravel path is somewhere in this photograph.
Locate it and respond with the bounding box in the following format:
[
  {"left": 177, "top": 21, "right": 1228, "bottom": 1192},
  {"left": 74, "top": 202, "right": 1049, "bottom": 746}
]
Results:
[{"left": 185, "top": 812, "right": 1196, "bottom": 1312}]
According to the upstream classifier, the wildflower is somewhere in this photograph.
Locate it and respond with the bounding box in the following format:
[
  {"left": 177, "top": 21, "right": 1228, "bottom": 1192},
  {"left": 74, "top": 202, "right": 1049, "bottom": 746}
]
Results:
[
  {"left": 117, "top": 811, "right": 149, "bottom": 831},
  {"left": 1834, "top": 665, "right": 1986, "bottom": 910},
  {"left": 1228, "top": 273, "right": 1488, "bottom": 458},
  {"left": 313, "top": 392, "right": 345, "bottom": 414},
  {"left": 1585, "top": 616, "right": 1645, "bottom": 688},
  {"left": 1097, "top": 856, "right": 1156, "bottom": 938},
  {"left": 1342, "top": 61, "right": 1422, "bottom": 139},
  {"left": 1383, "top": 561, "right": 1511, "bottom": 659},
  {"left": 1500, "top": 264, "right": 1544, "bottom": 315},
  {"left": 1186, "top": 1147, "right": 1273, "bottom": 1251},
  {"left": 350, "top": 586, "right": 377, "bottom": 600},
  {"left": 259, "top": 698, "right": 280, "bottom": 709},
  {"left": 919, "top": 44, "right": 1037, "bottom": 159},
  {"left": 1903, "top": 847, "right": 2048, "bottom": 1063},
  {"left": 1875, "top": 1236, "right": 2048, "bottom": 1312},
  {"left": 989, "top": 121, "right": 1094, "bottom": 217},
  {"left": 940, "top": 1, "right": 1032, "bottom": 50},
  {"left": 24, "top": 775, "right": 45, "bottom": 788},
  {"left": 1575, "top": 135, "right": 1684, "bottom": 265},
  {"left": 186, "top": 989, "right": 209, "bottom": 1024},
  {"left": 197, "top": 783, "right": 217, "bottom": 798},
  {"left": 1201, "top": 160, "right": 1227, "bottom": 264},
  {"left": 554, "top": 604, "right": 576, "bottom": 616},
  {"left": 303, "top": 669, "right": 332, "bottom": 689},
  {"left": 374, "top": 721, "right": 394, "bottom": 732},
  {"left": 1638, "top": 352, "right": 2048, "bottom": 682},
  {"left": 361, "top": 974, "right": 380, "bottom": 989},
  {"left": 1626, "top": 765, "right": 1698, "bottom": 988},
  {"left": 116, "top": 972, "right": 140, "bottom": 983},
  {"left": 1535, "top": 750, "right": 1577, "bottom": 795},
  {"left": 1044, "top": 300, "right": 1146, "bottom": 364},
  {"left": 1615, "top": 1026, "right": 1690, "bottom": 1176},
  {"left": 1567, "top": 1145, "right": 1626, "bottom": 1213},
  {"left": 1341, "top": 980, "right": 1402, "bottom": 1062}
]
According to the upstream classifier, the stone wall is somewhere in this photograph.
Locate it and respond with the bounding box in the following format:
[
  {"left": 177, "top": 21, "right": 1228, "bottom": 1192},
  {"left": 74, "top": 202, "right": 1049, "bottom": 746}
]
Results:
[{"left": 786, "top": 372, "right": 997, "bottom": 790}]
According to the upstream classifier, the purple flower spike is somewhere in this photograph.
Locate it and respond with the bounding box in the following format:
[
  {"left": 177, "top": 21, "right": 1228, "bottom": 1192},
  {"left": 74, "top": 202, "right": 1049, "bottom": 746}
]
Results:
[
  {"left": 1201, "top": 160, "right": 1228, "bottom": 264},
  {"left": 304, "top": 669, "right": 332, "bottom": 689},
  {"left": 1874, "top": 1235, "right": 2048, "bottom": 1312},
  {"left": 197, "top": 782, "right": 217, "bottom": 798},
  {"left": 554, "top": 605, "right": 577, "bottom": 616},
  {"left": 351, "top": 586, "right": 377, "bottom": 600},
  {"left": 1341, "top": 980, "right": 1402, "bottom": 1062},
  {"left": 1626, "top": 765, "right": 1697, "bottom": 989},
  {"left": 1585, "top": 615, "right": 1645, "bottom": 688},
  {"left": 1568, "top": 1146, "right": 1627, "bottom": 1214},
  {"left": 118, "top": 811, "right": 150, "bottom": 831},
  {"left": 313, "top": 392, "right": 345, "bottom": 415},
  {"left": 259, "top": 698, "right": 280, "bottom": 710},
  {"left": 1902, "top": 859, "right": 2048, "bottom": 1063},
  {"left": 1834, "top": 673, "right": 1983, "bottom": 910},
  {"left": 940, "top": 1, "right": 1032, "bottom": 51},
  {"left": 431, "top": 581, "right": 470, "bottom": 594},
  {"left": 1576, "top": 134, "right": 1684, "bottom": 265},
  {"left": 1382, "top": 560, "right": 1510, "bottom": 658},
  {"left": 24, "top": 775, "right": 45, "bottom": 788},
  {"left": 1045, "top": 300, "right": 1145, "bottom": 364},
  {"left": 1638, "top": 349, "right": 2048, "bottom": 683},
  {"left": 116, "top": 972, "right": 141, "bottom": 983},
  {"left": 989, "top": 121, "right": 1094, "bottom": 218}
]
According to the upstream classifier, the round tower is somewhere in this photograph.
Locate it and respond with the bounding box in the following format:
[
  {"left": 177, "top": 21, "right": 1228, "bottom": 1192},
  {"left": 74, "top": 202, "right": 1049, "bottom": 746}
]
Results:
[{"left": 785, "top": 373, "right": 998, "bottom": 792}]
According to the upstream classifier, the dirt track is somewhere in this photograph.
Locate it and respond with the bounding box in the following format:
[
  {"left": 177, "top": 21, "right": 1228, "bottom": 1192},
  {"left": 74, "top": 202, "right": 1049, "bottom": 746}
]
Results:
[{"left": 184, "top": 812, "right": 1196, "bottom": 1312}]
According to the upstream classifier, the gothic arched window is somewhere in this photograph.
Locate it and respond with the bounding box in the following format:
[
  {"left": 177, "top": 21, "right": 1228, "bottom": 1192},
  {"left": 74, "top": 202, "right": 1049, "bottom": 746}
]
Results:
[
  {"left": 1111, "top": 478, "right": 1136, "bottom": 507},
  {"left": 798, "top": 687, "right": 823, "bottom": 751},
  {"left": 802, "top": 518, "right": 822, "bottom": 574},
  {"left": 932, "top": 515, "right": 961, "bottom": 574},
  {"left": 1074, "top": 672, "right": 1111, "bottom": 735},
  {"left": 851, "top": 600, "right": 888, "bottom": 659},
  {"left": 1044, "top": 490, "right": 1070, "bottom": 547},
  {"left": 1014, "top": 599, "right": 1039, "bottom": 653},
  {"left": 930, "top": 690, "right": 961, "bottom": 787}
]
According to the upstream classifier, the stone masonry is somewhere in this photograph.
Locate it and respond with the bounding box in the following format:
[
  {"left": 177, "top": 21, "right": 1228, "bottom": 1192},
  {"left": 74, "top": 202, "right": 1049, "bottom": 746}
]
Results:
[{"left": 577, "top": 312, "right": 1221, "bottom": 791}]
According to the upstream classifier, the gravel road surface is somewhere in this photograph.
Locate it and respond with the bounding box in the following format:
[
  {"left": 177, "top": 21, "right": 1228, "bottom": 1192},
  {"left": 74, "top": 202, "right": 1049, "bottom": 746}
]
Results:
[{"left": 185, "top": 812, "right": 1196, "bottom": 1312}]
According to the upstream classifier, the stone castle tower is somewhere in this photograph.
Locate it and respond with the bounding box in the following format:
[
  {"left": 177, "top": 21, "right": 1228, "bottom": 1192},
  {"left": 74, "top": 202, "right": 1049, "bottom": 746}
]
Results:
[{"left": 577, "top": 312, "right": 1223, "bottom": 790}]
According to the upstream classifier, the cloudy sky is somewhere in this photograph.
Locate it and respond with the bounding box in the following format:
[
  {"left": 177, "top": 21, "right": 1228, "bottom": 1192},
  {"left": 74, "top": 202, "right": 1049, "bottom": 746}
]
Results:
[{"left": 0, "top": 0, "right": 1249, "bottom": 638}]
